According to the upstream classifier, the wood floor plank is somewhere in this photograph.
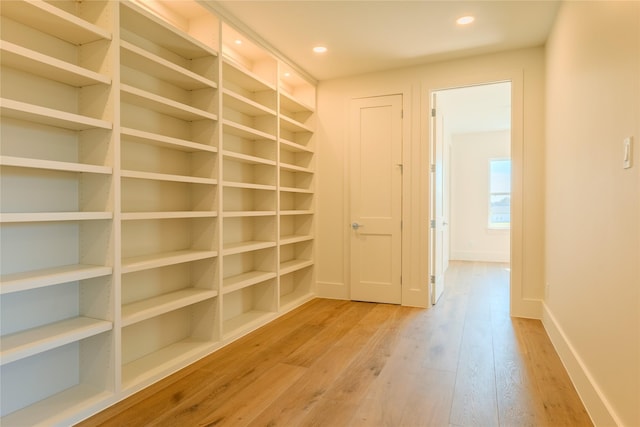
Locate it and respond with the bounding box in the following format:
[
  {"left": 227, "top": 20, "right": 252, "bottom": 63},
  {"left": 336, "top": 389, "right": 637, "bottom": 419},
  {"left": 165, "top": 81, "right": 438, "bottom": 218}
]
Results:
[
  {"left": 249, "top": 303, "right": 398, "bottom": 426},
  {"left": 298, "top": 304, "right": 407, "bottom": 426},
  {"left": 169, "top": 362, "right": 307, "bottom": 427},
  {"left": 448, "top": 263, "right": 502, "bottom": 426},
  {"left": 519, "top": 318, "right": 593, "bottom": 426},
  {"left": 349, "top": 327, "right": 457, "bottom": 427},
  {"left": 398, "top": 368, "right": 457, "bottom": 427},
  {"left": 400, "top": 307, "right": 466, "bottom": 373},
  {"left": 492, "top": 315, "right": 543, "bottom": 427},
  {"left": 449, "top": 318, "right": 500, "bottom": 426},
  {"left": 283, "top": 300, "right": 376, "bottom": 367}
]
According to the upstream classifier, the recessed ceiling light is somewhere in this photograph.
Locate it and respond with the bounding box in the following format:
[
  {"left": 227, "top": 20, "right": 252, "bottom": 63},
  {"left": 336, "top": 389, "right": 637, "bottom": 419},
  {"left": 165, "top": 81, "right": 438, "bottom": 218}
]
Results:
[
  {"left": 283, "top": 72, "right": 291, "bottom": 78},
  {"left": 234, "top": 39, "right": 242, "bottom": 45},
  {"left": 456, "top": 16, "right": 475, "bottom": 25},
  {"left": 312, "top": 46, "right": 328, "bottom": 54}
]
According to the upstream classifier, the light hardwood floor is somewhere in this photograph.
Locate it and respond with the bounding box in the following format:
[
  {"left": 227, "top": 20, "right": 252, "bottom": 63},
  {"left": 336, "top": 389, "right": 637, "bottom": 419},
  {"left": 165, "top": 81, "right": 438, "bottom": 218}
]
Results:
[{"left": 77, "top": 261, "right": 592, "bottom": 426}]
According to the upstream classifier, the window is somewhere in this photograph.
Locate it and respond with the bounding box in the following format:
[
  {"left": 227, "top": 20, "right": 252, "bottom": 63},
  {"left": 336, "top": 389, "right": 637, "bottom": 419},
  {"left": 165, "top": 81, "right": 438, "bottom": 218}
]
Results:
[{"left": 489, "top": 159, "right": 511, "bottom": 228}]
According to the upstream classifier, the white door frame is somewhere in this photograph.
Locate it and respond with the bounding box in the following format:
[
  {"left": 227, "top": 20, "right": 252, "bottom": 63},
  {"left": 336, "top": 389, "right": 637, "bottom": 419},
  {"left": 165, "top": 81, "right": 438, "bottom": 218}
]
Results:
[{"left": 422, "top": 70, "right": 531, "bottom": 316}]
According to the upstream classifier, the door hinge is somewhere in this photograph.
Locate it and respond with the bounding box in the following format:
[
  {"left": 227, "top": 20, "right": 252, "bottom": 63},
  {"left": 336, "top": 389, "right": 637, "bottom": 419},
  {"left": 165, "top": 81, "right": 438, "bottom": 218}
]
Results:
[
  {"left": 430, "top": 219, "right": 436, "bottom": 229},
  {"left": 400, "top": 276, "right": 403, "bottom": 285},
  {"left": 431, "top": 108, "right": 436, "bottom": 117},
  {"left": 400, "top": 220, "right": 403, "bottom": 230},
  {"left": 401, "top": 109, "right": 404, "bottom": 118},
  {"left": 430, "top": 164, "right": 435, "bottom": 173},
  {"left": 430, "top": 275, "right": 436, "bottom": 284}
]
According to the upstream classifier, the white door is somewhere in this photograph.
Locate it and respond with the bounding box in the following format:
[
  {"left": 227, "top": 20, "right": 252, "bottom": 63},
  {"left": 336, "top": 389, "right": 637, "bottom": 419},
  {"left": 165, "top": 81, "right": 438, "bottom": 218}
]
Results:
[
  {"left": 350, "top": 95, "right": 403, "bottom": 304},
  {"left": 431, "top": 93, "right": 446, "bottom": 304}
]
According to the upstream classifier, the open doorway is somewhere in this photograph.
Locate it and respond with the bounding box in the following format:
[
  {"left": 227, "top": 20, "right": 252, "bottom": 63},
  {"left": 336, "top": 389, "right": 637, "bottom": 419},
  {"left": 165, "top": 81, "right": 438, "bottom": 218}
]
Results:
[{"left": 430, "top": 82, "right": 512, "bottom": 304}]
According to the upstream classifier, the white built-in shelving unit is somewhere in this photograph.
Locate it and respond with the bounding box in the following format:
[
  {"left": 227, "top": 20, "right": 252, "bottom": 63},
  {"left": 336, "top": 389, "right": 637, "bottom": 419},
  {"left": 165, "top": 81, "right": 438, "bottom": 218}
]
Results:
[{"left": 0, "top": 1, "right": 316, "bottom": 425}]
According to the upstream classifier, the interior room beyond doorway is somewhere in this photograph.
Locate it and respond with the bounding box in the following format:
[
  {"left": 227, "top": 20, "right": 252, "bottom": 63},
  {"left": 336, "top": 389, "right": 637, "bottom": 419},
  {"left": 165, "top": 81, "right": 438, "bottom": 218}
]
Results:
[{"left": 431, "top": 82, "right": 512, "bottom": 304}]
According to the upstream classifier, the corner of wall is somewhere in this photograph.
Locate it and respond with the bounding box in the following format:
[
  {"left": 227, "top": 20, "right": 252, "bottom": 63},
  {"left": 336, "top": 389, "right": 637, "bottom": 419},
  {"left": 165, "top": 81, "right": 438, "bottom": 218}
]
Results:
[
  {"left": 511, "top": 297, "right": 542, "bottom": 319},
  {"left": 315, "top": 281, "right": 349, "bottom": 300}
]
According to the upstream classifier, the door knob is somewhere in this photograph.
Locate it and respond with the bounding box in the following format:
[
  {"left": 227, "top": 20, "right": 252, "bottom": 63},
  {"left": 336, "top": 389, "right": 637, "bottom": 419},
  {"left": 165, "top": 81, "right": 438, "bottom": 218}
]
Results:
[{"left": 351, "top": 222, "right": 363, "bottom": 230}]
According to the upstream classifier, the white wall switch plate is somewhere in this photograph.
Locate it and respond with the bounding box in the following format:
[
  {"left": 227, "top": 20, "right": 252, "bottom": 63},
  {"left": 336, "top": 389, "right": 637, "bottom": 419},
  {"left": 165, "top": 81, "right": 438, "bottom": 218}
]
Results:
[{"left": 623, "top": 137, "right": 633, "bottom": 169}]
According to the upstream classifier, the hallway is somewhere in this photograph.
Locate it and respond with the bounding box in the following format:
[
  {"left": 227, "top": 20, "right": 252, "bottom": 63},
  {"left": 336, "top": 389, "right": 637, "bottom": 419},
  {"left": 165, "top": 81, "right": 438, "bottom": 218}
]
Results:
[{"left": 79, "top": 262, "right": 592, "bottom": 426}]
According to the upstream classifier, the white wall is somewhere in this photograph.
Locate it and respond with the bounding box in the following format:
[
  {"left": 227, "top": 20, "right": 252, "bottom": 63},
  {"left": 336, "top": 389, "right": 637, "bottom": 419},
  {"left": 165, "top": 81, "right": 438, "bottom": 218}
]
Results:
[
  {"left": 450, "top": 131, "right": 510, "bottom": 262},
  {"left": 544, "top": 2, "right": 640, "bottom": 426},
  {"left": 316, "top": 47, "right": 545, "bottom": 315}
]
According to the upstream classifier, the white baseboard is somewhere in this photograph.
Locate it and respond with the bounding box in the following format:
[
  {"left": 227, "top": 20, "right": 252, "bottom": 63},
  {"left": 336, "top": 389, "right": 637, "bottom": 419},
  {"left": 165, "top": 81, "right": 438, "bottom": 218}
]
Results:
[
  {"left": 542, "top": 303, "right": 620, "bottom": 427},
  {"left": 315, "top": 280, "right": 349, "bottom": 300},
  {"left": 450, "top": 250, "right": 510, "bottom": 263}
]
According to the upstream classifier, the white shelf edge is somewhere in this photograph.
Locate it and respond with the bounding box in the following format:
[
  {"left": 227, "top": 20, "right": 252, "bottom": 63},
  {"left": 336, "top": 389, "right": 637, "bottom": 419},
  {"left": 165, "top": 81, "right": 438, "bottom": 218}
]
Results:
[
  {"left": 0, "top": 98, "right": 112, "bottom": 131},
  {"left": 121, "top": 84, "right": 218, "bottom": 122},
  {"left": 121, "top": 169, "right": 217, "bottom": 185},
  {"left": 280, "top": 210, "right": 314, "bottom": 216},
  {"left": 0, "top": 384, "right": 113, "bottom": 427},
  {"left": 222, "top": 150, "right": 276, "bottom": 166},
  {"left": 122, "top": 250, "right": 218, "bottom": 274},
  {"left": 222, "top": 119, "right": 276, "bottom": 142},
  {"left": 0, "top": 264, "right": 112, "bottom": 295},
  {"left": 279, "top": 259, "right": 314, "bottom": 276},
  {"left": 0, "top": 0, "right": 112, "bottom": 45},
  {"left": 222, "top": 58, "right": 276, "bottom": 92},
  {"left": 222, "top": 181, "right": 276, "bottom": 191},
  {"left": 280, "top": 138, "right": 313, "bottom": 153},
  {"left": 120, "top": 1, "right": 218, "bottom": 60},
  {"left": 120, "top": 40, "right": 217, "bottom": 90},
  {"left": 222, "top": 241, "right": 276, "bottom": 256},
  {"left": 122, "top": 288, "right": 218, "bottom": 327},
  {"left": 0, "top": 212, "right": 112, "bottom": 223},
  {"left": 222, "top": 271, "right": 277, "bottom": 295},
  {"left": 280, "top": 162, "right": 313, "bottom": 173},
  {"left": 121, "top": 339, "right": 214, "bottom": 391},
  {"left": 222, "top": 310, "right": 274, "bottom": 340},
  {"left": 280, "top": 186, "right": 313, "bottom": 194},
  {"left": 222, "top": 211, "right": 276, "bottom": 218},
  {"left": 121, "top": 127, "right": 217, "bottom": 153},
  {"left": 222, "top": 88, "right": 276, "bottom": 117},
  {"left": 0, "top": 317, "right": 112, "bottom": 366},
  {"left": 279, "top": 235, "right": 314, "bottom": 246},
  {"left": 0, "top": 41, "right": 111, "bottom": 87},
  {"left": 279, "top": 90, "right": 315, "bottom": 114},
  {"left": 280, "top": 114, "right": 313, "bottom": 133},
  {"left": 121, "top": 211, "right": 217, "bottom": 221},
  {"left": 0, "top": 155, "right": 112, "bottom": 175}
]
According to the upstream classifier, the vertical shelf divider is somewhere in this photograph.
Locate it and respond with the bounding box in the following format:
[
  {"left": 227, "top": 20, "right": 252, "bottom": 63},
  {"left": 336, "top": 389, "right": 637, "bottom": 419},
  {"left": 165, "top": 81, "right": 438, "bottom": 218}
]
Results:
[
  {"left": 112, "top": 0, "right": 124, "bottom": 398},
  {"left": 214, "top": 17, "right": 225, "bottom": 345}
]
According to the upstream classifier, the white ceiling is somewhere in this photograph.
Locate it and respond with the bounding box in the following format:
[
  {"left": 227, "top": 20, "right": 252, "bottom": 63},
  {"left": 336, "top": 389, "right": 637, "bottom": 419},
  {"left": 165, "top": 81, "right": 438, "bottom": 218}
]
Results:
[
  {"left": 211, "top": 0, "right": 561, "bottom": 81},
  {"left": 436, "top": 82, "right": 511, "bottom": 133}
]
